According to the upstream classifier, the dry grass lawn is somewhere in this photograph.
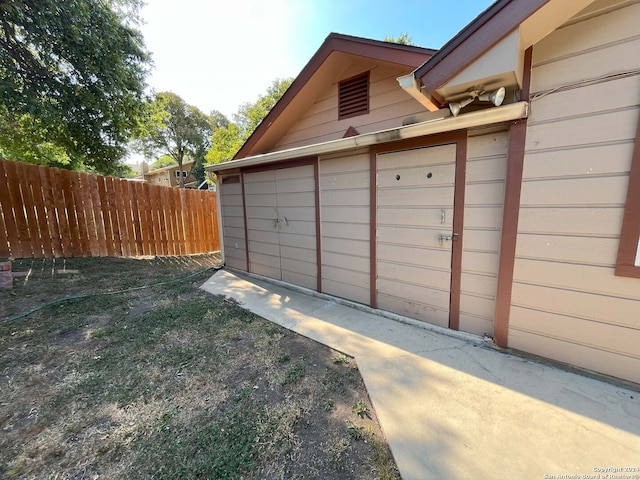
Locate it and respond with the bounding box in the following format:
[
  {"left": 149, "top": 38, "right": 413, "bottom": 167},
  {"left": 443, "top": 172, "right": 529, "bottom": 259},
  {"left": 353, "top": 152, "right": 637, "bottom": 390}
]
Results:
[{"left": 0, "top": 254, "right": 399, "bottom": 479}]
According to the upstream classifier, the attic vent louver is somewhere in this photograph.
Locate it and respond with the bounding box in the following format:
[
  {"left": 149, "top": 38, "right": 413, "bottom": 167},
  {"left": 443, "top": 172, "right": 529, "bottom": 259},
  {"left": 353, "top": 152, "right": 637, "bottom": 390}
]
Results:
[{"left": 339, "top": 72, "right": 369, "bottom": 119}]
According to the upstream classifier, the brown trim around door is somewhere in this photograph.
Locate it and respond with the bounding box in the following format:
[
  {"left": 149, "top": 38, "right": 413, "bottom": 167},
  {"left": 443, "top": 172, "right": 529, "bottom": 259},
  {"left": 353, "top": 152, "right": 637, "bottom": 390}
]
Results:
[
  {"left": 369, "top": 151, "right": 377, "bottom": 308},
  {"left": 449, "top": 137, "right": 468, "bottom": 331},
  {"left": 493, "top": 46, "right": 533, "bottom": 347},
  {"left": 370, "top": 130, "right": 468, "bottom": 329},
  {"left": 314, "top": 158, "right": 323, "bottom": 292},
  {"left": 615, "top": 108, "right": 640, "bottom": 279},
  {"left": 241, "top": 171, "right": 250, "bottom": 272}
]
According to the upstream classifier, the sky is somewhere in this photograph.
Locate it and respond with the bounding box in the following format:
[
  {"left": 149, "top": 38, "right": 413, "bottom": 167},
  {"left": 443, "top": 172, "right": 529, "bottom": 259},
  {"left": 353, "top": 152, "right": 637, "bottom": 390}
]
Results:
[{"left": 138, "top": 0, "right": 495, "bottom": 120}]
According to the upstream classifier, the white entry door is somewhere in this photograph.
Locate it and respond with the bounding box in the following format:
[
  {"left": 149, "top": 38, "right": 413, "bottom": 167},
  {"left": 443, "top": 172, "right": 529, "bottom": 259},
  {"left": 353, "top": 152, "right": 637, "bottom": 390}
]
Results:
[
  {"left": 376, "top": 144, "right": 457, "bottom": 327},
  {"left": 244, "top": 165, "right": 317, "bottom": 290}
]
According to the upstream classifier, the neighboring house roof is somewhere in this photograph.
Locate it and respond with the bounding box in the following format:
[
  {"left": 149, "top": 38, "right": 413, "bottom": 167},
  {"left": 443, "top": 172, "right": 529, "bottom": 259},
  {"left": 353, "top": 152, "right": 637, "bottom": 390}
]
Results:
[
  {"left": 234, "top": 33, "right": 436, "bottom": 159},
  {"left": 143, "top": 160, "right": 195, "bottom": 178}
]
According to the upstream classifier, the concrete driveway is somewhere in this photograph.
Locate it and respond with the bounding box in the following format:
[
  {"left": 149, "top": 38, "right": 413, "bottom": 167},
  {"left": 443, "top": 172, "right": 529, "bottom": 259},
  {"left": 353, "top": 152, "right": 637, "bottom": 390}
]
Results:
[{"left": 201, "top": 269, "right": 640, "bottom": 480}]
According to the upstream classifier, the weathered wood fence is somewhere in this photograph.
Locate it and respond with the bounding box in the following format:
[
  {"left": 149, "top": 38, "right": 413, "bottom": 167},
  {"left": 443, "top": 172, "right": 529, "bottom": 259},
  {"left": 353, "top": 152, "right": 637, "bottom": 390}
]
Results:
[{"left": 0, "top": 159, "right": 219, "bottom": 259}]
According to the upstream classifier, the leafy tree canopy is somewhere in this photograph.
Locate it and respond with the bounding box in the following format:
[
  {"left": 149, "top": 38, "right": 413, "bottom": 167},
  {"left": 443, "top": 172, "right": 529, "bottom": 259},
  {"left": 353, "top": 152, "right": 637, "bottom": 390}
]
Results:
[
  {"left": 134, "top": 92, "right": 219, "bottom": 187},
  {"left": 206, "top": 77, "right": 293, "bottom": 166},
  {"left": 383, "top": 32, "right": 415, "bottom": 45},
  {"left": 0, "top": 0, "right": 150, "bottom": 175},
  {"left": 150, "top": 154, "right": 177, "bottom": 171}
]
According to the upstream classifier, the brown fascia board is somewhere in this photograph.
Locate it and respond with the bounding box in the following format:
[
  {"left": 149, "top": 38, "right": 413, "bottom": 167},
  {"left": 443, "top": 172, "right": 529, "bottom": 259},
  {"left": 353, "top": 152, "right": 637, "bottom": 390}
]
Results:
[
  {"left": 415, "top": 0, "right": 551, "bottom": 93},
  {"left": 233, "top": 32, "right": 436, "bottom": 160}
]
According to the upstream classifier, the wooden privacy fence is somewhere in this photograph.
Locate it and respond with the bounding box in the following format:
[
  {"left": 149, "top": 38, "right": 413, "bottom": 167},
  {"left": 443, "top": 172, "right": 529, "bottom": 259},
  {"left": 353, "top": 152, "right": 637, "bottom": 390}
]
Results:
[{"left": 0, "top": 159, "right": 219, "bottom": 259}]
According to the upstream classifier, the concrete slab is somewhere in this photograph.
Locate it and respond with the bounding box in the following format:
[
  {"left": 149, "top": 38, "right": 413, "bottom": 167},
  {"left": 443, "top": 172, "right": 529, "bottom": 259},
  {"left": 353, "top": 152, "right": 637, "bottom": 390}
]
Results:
[{"left": 201, "top": 270, "right": 640, "bottom": 480}]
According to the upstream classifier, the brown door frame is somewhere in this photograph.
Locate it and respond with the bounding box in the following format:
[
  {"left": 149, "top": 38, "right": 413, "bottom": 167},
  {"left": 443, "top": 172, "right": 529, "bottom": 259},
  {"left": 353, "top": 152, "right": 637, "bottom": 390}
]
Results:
[
  {"left": 370, "top": 130, "right": 468, "bottom": 330},
  {"left": 240, "top": 156, "right": 322, "bottom": 292}
]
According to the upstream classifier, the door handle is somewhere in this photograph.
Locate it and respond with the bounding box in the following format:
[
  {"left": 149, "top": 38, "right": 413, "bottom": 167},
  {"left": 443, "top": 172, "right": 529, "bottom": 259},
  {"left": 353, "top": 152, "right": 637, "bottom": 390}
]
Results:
[{"left": 439, "top": 233, "right": 459, "bottom": 245}]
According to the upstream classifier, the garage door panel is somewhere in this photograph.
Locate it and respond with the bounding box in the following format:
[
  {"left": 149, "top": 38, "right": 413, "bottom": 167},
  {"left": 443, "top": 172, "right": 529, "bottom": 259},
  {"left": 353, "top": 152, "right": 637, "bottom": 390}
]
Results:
[
  {"left": 250, "top": 262, "right": 281, "bottom": 280},
  {"left": 275, "top": 177, "right": 315, "bottom": 193},
  {"left": 278, "top": 219, "right": 316, "bottom": 236},
  {"left": 376, "top": 144, "right": 456, "bottom": 328},
  {"left": 377, "top": 261, "right": 450, "bottom": 289},
  {"left": 247, "top": 218, "right": 278, "bottom": 233},
  {"left": 276, "top": 165, "right": 314, "bottom": 180},
  {"left": 244, "top": 165, "right": 318, "bottom": 287},
  {"left": 248, "top": 240, "right": 280, "bottom": 257},
  {"left": 246, "top": 206, "right": 278, "bottom": 220},
  {"left": 282, "top": 270, "right": 316, "bottom": 290},
  {"left": 377, "top": 207, "right": 453, "bottom": 228},
  {"left": 278, "top": 232, "right": 317, "bottom": 250},
  {"left": 276, "top": 192, "right": 316, "bottom": 207},
  {"left": 377, "top": 225, "right": 445, "bottom": 248},
  {"left": 280, "top": 245, "right": 316, "bottom": 263},
  {"left": 278, "top": 206, "right": 315, "bottom": 222},
  {"left": 378, "top": 278, "right": 450, "bottom": 310},
  {"left": 377, "top": 243, "right": 452, "bottom": 270},
  {"left": 246, "top": 228, "right": 279, "bottom": 245},
  {"left": 377, "top": 144, "right": 456, "bottom": 170},
  {"left": 250, "top": 252, "right": 281, "bottom": 270},
  {"left": 378, "top": 186, "right": 454, "bottom": 207},
  {"left": 377, "top": 293, "right": 449, "bottom": 327},
  {"left": 245, "top": 193, "right": 277, "bottom": 207},
  {"left": 281, "top": 257, "right": 317, "bottom": 277},
  {"left": 377, "top": 163, "right": 456, "bottom": 188}
]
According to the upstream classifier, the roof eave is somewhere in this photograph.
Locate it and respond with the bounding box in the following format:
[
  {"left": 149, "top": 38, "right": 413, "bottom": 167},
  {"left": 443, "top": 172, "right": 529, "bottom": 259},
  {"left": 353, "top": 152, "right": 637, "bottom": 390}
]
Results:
[{"left": 209, "top": 101, "right": 528, "bottom": 173}]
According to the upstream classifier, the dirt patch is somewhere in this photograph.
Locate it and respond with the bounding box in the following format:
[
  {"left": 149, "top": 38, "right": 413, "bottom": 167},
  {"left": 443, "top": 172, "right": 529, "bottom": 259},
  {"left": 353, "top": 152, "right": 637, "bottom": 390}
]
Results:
[{"left": 0, "top": 255, "right": 399, "bottom": 479}]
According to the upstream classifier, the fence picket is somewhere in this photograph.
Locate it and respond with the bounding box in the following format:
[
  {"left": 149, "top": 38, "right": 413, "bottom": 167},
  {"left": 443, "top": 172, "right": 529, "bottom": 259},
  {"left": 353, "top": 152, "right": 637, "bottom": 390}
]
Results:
[
  {"left": 118, "top": 180, "right": 133, "bottom": 256},
  {"left": 106, "top": 177, "right": 123, "bottom": 256},
  {"left": 29, "top": 165, "right": 53, "bottom": 257},
  {"left": 147, "top": 182, "right": 161, "bottom": 256},
  {"left": 38, "top": 166, "right": 62, "bottom": 258},
  {"left": 5, "top": 161, "right": 31, "bottom": 258}
]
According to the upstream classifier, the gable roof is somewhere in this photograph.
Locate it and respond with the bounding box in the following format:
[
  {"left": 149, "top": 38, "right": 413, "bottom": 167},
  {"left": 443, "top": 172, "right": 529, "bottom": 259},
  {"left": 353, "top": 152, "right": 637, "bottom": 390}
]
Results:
[
  {"left": 234, "top": 33, "right": 436, "bottom": 159},
  {"left": 403, "top": 0, "right": 597, "bottom": 108}
]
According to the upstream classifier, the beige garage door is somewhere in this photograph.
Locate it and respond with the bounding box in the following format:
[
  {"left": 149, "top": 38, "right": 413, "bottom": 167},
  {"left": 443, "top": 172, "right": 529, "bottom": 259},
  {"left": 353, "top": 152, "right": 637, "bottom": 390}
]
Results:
[
  {"left": 376, "top": 144, "right": 457, "bottom": 327},
  {"left": 244, "top": 165, "right": 317, "bottom": 290}
]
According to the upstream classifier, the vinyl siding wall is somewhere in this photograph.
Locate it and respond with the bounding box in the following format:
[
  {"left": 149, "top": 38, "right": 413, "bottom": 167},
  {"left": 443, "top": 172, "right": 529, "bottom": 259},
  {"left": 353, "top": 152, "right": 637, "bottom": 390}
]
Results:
[
  {"left": 219, "top": 177, "right": 247, "bottom": 270},
  {"left": 318, "top": 150, "right": 370, "bottom": 304},
  {"left": 460, "top": 130, "right": 509, "bottom": 336},
  {"left": 274, "top": 65, "right": 425, "bottom": 151},
  {"left": 509, "top": 0, "right": 640, "bottom": 383}
]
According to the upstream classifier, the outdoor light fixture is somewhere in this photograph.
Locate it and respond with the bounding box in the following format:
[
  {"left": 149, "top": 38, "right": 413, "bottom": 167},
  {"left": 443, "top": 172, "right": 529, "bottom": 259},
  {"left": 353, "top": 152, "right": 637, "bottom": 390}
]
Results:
[{"left": 449, "top": 86, "right": 506, "bottom": 117}]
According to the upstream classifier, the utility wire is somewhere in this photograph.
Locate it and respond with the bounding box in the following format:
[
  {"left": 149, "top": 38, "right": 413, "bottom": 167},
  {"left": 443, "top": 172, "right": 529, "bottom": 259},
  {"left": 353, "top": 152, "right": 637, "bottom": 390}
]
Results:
[{"left": 2, "top": 264, "right": 224, "bottom": 324}]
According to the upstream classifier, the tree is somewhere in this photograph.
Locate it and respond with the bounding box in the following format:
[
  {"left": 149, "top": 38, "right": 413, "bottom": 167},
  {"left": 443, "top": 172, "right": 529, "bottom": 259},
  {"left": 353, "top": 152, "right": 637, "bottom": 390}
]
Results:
[
  {"left": 150, "top": 155, "right": 177, "bottom": 171},
  {"left": 0, "top": 0, "right": 150, "bottom": 175},
  {"left": 135, "top": 92, "right": 215, "bottom": 187},
  {"left": 206, "top": 78, "right": 293, "bottom": 165},
  {"left": 383, "top": 33, "right": 415, "bottom": 45}
]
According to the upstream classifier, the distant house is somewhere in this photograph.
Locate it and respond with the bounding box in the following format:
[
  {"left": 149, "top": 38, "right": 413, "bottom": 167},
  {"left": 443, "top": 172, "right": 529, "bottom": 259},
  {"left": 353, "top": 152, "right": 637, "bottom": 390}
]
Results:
[
  {"left": 209, "top": 0, "right": 640, "bottom": 385},
  {"left": 143, "top": 160, "right": 197, "bottom": 188}
]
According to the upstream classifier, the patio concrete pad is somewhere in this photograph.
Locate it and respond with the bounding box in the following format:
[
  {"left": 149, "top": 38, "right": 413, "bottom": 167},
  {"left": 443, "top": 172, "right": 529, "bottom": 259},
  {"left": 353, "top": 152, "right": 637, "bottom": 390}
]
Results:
[{"left": 201, "top": 270, "right": 640, "bottom": 480}]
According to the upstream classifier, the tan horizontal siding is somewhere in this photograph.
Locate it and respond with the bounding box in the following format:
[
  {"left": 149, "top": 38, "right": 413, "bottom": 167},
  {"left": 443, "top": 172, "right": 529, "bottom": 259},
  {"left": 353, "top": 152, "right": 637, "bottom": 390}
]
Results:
[
  {"left": 275, "top": 65, "right": 424, "bottom": 151},
  {"left": 319, "top": 153, "right": 370, "bottom": 304},
  {"left": 510, "top": 1, "right": 640, "bottom": 383},
  {"left": 460, "top": 131, "right": 508, "bottom": 335},
  {"left": 220, "top": 180, "right": 246, "bottom": 270}
]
